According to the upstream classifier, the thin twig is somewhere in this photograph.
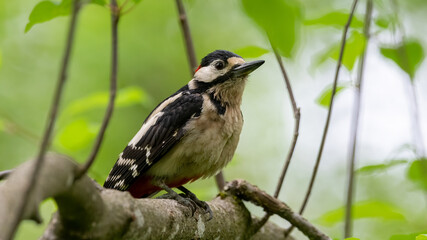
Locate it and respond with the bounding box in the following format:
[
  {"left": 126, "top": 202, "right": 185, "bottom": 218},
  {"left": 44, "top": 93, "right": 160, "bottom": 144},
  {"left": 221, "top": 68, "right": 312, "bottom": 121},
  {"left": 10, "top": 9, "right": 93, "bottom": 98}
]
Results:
[
  {"left": 271, "top": 47, "right": 300, "bottom": 198},
  {"left": 0, "top": 169, "right": 13, "bottom": 181},
  {"left": 4, "top": 1, "right": 82, "bottom": 239},
  {"left": 285, "top": 0, "right": 359, "bottom": 237},
  {"left": 252, "top": 44, "right": 301, "bottom": 235},
  {"left": 78, "top": 0, "right": 119, "bottom": 178},
  {"left": 175, "top": 0, "right": 198, "bottom": 74},
  {"left": 344, "top": 0, "right": 373, "bottom": 237},
  {"left": 215, "top": 171, "right": 226, "bottom": 190},
  {"left": 225, "top": 179, "right": 331, "bottom": 240}
]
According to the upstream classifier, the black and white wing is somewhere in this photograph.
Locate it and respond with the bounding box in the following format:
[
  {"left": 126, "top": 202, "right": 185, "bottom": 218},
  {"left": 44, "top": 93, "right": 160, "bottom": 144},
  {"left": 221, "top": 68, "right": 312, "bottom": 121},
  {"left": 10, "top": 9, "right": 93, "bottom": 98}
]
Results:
[{"left": 103, "top": 91, "right": 203, "bottom": 190}]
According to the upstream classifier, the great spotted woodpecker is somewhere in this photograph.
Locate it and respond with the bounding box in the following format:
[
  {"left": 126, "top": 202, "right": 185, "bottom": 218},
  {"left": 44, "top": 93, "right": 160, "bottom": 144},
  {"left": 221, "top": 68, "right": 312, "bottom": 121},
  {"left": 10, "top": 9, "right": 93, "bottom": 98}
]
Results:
[{"left": 103, "top": 50, "right": 264, "bottom": 219}]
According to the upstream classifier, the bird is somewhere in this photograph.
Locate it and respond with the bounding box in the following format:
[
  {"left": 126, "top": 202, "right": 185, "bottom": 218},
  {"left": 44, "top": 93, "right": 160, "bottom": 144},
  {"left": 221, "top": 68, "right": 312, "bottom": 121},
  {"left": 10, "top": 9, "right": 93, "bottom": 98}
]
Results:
[{"left": 103, "top": 50, "right": 264, "bottom": 219}]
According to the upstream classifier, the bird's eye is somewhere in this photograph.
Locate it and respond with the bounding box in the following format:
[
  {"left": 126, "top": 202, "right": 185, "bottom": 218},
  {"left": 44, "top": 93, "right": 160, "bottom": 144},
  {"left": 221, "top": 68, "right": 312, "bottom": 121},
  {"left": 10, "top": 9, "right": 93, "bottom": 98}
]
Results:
[{"left": 214, "top": 61, "right": 225, "bottom": 70}]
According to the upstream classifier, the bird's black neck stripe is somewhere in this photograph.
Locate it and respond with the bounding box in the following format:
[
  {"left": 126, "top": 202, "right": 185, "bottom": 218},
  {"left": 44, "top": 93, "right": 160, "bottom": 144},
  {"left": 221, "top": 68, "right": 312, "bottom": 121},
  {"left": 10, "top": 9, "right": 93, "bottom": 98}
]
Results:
[{"left": 208, "top": 92, "right": 226, "bottom": 115}]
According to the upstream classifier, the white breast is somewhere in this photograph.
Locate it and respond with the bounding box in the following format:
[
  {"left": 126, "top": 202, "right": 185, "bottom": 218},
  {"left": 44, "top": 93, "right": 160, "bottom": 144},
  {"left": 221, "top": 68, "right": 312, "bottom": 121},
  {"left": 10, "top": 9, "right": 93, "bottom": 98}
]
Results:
[{"left": 146, "top": 95, "right": 243, "bottom": 180}]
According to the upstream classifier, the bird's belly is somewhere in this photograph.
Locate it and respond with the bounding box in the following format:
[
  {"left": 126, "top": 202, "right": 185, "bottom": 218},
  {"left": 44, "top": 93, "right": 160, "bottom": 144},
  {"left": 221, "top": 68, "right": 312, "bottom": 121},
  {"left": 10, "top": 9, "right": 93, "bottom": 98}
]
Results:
[{"left": 146, "top": 109, "right": 242, "bottom": 181}]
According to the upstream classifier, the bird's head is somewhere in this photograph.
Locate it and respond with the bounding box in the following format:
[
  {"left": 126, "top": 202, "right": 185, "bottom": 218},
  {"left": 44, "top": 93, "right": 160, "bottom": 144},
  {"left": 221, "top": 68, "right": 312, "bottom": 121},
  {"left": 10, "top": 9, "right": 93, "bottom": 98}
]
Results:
[{"left": 188, "top": 50, "right": 264, "bottom": 104}]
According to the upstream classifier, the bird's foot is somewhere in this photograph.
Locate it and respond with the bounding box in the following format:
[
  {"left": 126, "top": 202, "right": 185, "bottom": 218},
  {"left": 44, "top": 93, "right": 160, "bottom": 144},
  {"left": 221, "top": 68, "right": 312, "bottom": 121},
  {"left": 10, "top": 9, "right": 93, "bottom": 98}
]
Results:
[
  {"left": 156, "top": 192, "right": 197, "bottom": 215},
  {"left": 178, "top": 186, "right": 213, "bottom": 220}
]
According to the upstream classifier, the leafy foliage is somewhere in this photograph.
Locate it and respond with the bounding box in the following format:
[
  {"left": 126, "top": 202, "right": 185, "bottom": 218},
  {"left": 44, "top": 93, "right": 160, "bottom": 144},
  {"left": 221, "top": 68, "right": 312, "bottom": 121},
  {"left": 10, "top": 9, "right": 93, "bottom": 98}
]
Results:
[
  {"left": 417, "top": 234, "right": 427, "bottom": 240},
  {"left": 314, "top": 31, "right": 366, "bottom": 71},
  {"left": 25, "top": 0, "right": 72, "bottom": 32},
  {"left": 304, "top": 11, "right": 363, "bottom": 29},
  {"left": 57, "top": 118, "right": 98, "bottom": 152},
  {"left": 61, "top": 86, "right": 148, "bottom": 119},
  {"left": 241, "top": 0, "right": 300, "bottom": 58},
  {"left": 25, "top": 0, "right": 106, "bottom": 32},
  {"left": 317, "top": 201, "right": 405, "bottom": 227},
  {"left": 357, "top": 159, "right": 408, "bottom": 174},
  {"left": 316, "top": 84, "right": 347, "bottom": 108},
  {"left": 380, "top": 39, "right": 425, "bottom": 81},
  {"left": 406, "top": 159, "right": 427, "bottom": 190},
  {"left": 234, "top": 46, "right": 269, "bottom": 58},
  {"left": 55, "top": 87, "right": 149, "bottom": 154},
  {"left": 374, "top": 16, "right": 391, "bottom": 29},
  {"left": 390, "top": 232, "right": 427, "bottom": 240}
]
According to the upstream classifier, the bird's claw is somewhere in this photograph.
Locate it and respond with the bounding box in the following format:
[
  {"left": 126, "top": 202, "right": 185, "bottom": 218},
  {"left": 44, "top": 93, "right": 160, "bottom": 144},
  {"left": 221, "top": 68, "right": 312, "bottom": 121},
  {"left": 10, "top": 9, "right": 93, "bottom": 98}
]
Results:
[
  {"left": 156, "top": 192, "right": 197, "bottom": 216},
  {"left": 175, "top": 195, "right": 198, "bottom": 216},
  {"left": 181, "top": 191, "right": 213, "bottom": 220}
]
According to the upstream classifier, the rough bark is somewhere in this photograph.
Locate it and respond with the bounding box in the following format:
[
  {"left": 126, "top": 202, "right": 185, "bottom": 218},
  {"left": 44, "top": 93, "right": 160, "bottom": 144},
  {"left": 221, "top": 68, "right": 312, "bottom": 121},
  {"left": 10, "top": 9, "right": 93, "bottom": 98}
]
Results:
[{"left": 0, "top": 154, "right": 297, "bottom": 240}]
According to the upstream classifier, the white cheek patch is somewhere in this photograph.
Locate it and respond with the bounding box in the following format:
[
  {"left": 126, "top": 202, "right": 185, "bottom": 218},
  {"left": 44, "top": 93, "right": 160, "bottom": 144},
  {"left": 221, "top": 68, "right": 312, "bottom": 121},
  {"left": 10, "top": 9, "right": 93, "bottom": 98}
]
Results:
[{"left": 194, "top": 65, "right": 221, "bottom": 83}]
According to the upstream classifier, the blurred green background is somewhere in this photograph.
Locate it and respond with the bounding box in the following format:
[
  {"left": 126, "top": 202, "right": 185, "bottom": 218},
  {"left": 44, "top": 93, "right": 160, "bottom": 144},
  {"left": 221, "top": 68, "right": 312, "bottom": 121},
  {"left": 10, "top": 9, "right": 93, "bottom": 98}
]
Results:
[{"left": 1, "top": 0, "right": 427, "bottom": 239}]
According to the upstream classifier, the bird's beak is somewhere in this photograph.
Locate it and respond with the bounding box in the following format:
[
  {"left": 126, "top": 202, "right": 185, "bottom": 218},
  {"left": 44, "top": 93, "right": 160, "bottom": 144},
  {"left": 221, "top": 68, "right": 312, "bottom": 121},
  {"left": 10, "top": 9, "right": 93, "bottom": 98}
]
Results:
[{"left": 231, "top": 60, "right": 265, "bottom": 77}]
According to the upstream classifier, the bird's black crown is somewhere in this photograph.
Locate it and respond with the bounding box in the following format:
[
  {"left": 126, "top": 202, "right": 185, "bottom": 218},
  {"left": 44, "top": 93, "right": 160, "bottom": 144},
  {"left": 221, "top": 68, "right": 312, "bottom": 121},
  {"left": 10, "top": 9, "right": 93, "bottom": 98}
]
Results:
[{"left": 200, "top": 50, "right": 242, "bottom": 67}]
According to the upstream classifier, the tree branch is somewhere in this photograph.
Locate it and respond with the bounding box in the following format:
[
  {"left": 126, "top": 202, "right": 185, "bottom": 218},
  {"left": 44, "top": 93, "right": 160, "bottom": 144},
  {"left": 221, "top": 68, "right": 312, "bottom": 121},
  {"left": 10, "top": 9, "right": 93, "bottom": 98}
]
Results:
[
  {"left": 78, "top": 0, "right": 119, "bottom": 177},
  {"left": 0, "top": 154, "right": 295, "bottom": 240},
  {"left": 5, "top": 1, "right": 82, "bottom": 239},
  {"left": 225, "top": 179, "right": 330, "bottom": 240},
  {"left": 344, "top": 0, "right": 372, "bottom": 237},
  {"left": 286, "top": 0, "right": 360, "bottom": 237}
]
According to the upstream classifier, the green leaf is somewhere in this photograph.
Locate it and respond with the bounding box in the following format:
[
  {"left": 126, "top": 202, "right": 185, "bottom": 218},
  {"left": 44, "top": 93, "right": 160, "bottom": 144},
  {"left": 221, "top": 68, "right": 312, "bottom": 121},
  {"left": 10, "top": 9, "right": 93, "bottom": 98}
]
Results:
[
  {"left": 357, "top": 159, "right": 408, "bottom": 174},
  {"left": 241, "top": 0, "right": 299, "bottom": 58},
  {"left": 374, "top": 16, "right": 390, "bottom": 29},
  {"left": 0, "top": 49, "right": 2, "bottom": 69},
  {"left": 25, "top": 0, "right": 106, "bottom": 32},
  {"left": 132, "top": 0, "right": 144, "bottom": 3},
  {"left": 62, "top": 86, "right": 148, "bottom": 118},
  {"left": 57, "top": 119, "right": 97, "bottom": 151},
  {"left": 345, "top": 238, "right": 360, "bottom": 240},
  {"left": 380, "top": 39, "right": 425, "bottom": 80},
  {"left": 317, "top": 201, "right": 405, "bottom": 227},
  {"left": 407, "top": 158, "right": 427, "bottom": 190},
  {"left": 304, "top": 11, "right": 363, "bottom": 29},
  {"left": 314, "top": 31, "right": 366, "bottom": 71},
  {"left": 390, "top": 232, "right": 427, "bottom": 240},
  {"left": 417, "top": 234, "right": 427, "bottom": 240},
  {"left": 25, "top": 0, "right": 72, "bottom": 33},
  {"left": 316, "top": 84, "right": 347, "bottom": 108},
  {"left": 234, "top": 46, "right": 269, "bottom": 58}
]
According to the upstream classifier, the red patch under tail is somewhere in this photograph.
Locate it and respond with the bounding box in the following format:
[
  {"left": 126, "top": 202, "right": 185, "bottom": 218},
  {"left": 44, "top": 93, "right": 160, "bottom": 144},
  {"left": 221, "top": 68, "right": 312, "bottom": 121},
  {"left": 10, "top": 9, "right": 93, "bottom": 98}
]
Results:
[{"left": 128, "top": 175, "right": 201, "bottom": 198}]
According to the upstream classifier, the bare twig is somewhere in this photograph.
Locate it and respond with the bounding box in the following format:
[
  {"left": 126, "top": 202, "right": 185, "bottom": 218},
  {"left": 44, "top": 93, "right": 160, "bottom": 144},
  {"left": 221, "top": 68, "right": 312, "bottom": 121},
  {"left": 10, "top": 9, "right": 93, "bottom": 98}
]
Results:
[
  {"left": 271, "top": 47, "right": 301, "bottom": 198},
  {"left": 225, "top": 179, "right": 331, "bottom": 240},
  {"left": 175, "top": 0, "right": 198, "bottom": 74},
  {"left": 285, "top": 0, "right": 359, "bottom": 237},
  {"left": 344, "top": 0, "right": 373, "bottom": 237},
  {"left": 215, "top": 171, "right": 226, "bottom": 190},
  {"left": 0, "top": 169, "right": 12, "bottom": 181},
  {"left": 253, "top": 44, "right": 301, "bottom": 235},
  {"left": 4, "top": 1, "right": 82, "bottom": 239},
  {"left": 174, "top": 0, "right": 226, "bottom": 191},
  {"left": 78, "top": 0, "right": 119, "bottom": 177}
]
